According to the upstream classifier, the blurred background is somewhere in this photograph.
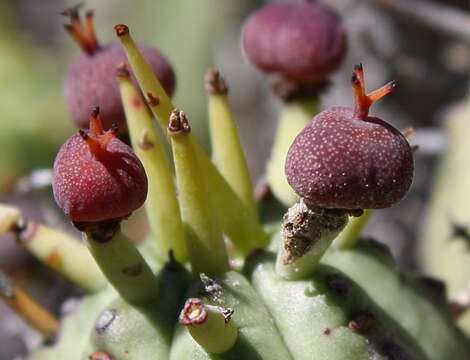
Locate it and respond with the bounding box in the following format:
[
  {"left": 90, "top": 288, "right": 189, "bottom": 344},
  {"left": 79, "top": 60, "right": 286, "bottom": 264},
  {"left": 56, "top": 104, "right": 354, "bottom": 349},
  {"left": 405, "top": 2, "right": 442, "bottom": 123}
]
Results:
[{"left": 0, "top": 0, "right": 469, "bottom": 358}]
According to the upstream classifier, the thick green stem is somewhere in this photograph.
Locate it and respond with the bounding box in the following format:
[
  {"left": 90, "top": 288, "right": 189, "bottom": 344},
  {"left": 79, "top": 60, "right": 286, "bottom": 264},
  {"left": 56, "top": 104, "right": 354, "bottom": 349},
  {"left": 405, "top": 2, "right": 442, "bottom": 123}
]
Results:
[
  {"left": 179, "top": 298, "right": 238, "bottom": 354},
  {"left": 17, "top": 222, "right": 106, "bottom": 292},
  {"left": 206, "top": 69, "right": 257, "bottom": 215},
  {"left": 117, "top": 68, "right": 187, "bottom": 262},
  {"left": 334, "top": 210, "right": 373, "bottom": 249},
  {"left": 276, "top": 200, "right": 348, "bottom": 280},
  {"left": 115, "top": 25, "right": 267, "bottom": 253},
  {"left": 266, "top": 98, "right": 319, "bottom": 206},
  {"left": 168, "top": 110, "right": 229, "bottom": 276},
  {"left": 84, "top": 222, "right": 159, "bottom": 304}
]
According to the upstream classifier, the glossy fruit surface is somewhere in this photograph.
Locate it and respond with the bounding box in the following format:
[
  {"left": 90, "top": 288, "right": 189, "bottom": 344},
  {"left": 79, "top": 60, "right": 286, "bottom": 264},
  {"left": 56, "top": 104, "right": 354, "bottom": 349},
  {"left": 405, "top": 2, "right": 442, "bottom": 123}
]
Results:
[
  {"left": 285, "top": 66, "right": 413, "bottom": 209},
  {"left": 52, "top": 109, "right": 148, "bottom": 224},
  {"left": 241, "top": 0, "right": 346, "bottom": 83}
]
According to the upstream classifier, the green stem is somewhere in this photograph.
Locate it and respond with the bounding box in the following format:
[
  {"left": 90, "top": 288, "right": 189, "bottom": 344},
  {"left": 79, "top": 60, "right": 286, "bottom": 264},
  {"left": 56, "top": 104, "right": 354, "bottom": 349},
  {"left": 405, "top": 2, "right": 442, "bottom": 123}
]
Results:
[
  {"left": 206, "top": 69, "right": 257, "bottom": 215},
  {"left": 179, "top": 298, "right": 238, "bottom": 354},
  {"left": 17, "top": 222, "right": 106, "bottom": 292},
  {"left": 115, "top": 25, "right": 267, "bottom": 253},
  {"left": 276, "top": 200, "right": 348, "bottom": 280},
  {"left": 334, "top": 210, "right": 374, "bottom": 249},
  {"left": 117, "top": 67, "right": 187, "bottom": 262},
  {"left": 168, "top": 110, "right": 229, "bottom": 276},
  {"left": 84, "top": 222, "right": 159, "bottom": 304},
  {"left": 266, "top": 98, "right": 319, "bottom": 206}
]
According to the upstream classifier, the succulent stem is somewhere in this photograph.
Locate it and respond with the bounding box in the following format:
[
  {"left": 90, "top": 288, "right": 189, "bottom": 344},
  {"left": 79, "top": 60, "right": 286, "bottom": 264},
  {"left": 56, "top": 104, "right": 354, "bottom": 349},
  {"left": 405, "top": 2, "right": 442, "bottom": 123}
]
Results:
[
  {"left": 206, "top": 69, "right": 257, "bottom": 215},
  {"left": 84, "top": 221, "right": 159, "bottom": 304},
  {"left": 266, "top": 97, "right": 319, "bottom": 206},
  {"left": 16, "top": 221, "right": 107, "bottom": 292},
  {"left": 334, "top": 210, "right": 374, "bottom": 249},
  {"left": 61, "top": 4, "right": 100, "bottom": 56},
  {"left": 179, "top": 298, "right": 238, "bottom": 354},
  {"left": 352, "top": 64, "right": 397, "bottom": 119},
  {"left": 276, "top": 200, "right": 348, "bottom": 280},
  {"left": 0, "top": 271, "right": 58, "bottom": 339},
  {"left": 168, "top": 109, "right": 229, "bottom": 276},
  {"left": 117, "top": 65, "right": 187, "bottom": 262},
  {"left": 116, "top": 25, "right": 267, "bottom": 253}
]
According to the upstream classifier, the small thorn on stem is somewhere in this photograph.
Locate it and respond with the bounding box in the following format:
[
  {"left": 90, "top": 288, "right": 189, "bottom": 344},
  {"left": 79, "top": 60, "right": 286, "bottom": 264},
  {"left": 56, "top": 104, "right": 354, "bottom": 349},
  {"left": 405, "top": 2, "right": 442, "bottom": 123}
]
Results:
[
  {"left": 168, "top": 109, "right": 191, "bottom": 135},
  {"left": 114, "top": 24, "right": 129, "bottom": 37},
  {"left": 146, "top": 92, "right": 160, "bottom": 107},
  {"left": 351, "top": 65, "right": 396, "bottom": 120},
  {"left": 205, "top": 68, "right": 228, "bottom": 95},
  {"left": 116, "top": 62, "right": 131, "bottom": 78}
]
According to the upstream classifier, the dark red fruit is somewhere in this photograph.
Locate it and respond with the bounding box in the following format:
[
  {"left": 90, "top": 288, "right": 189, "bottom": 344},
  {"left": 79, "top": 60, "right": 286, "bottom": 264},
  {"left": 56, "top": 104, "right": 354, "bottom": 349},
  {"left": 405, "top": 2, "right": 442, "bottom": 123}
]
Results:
[
  {"left": 241, "top": 0, "right": 346, "bottom": 84},
  {"left": 52, "top": 108, "right": 148, "bottom": 225},
  {"left": 62, "top": 6, "right": 175, "bottom": 132},
  {"left": 285, "top": 65, "right": 413, "bottom": 210}
]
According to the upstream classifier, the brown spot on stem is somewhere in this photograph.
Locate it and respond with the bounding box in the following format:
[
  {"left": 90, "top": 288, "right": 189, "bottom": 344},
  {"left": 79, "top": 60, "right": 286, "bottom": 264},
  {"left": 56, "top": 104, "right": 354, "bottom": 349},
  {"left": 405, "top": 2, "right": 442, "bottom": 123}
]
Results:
[
  {"left": 46, "top": 249, "right": 62, "bottom": 270},
  {"left": 131, "top": 97, "right": 142, "bottom": 109},
  {"left": 89, "top": 351, "right": 114, "bottom": 360},
  {"left": 205, "top": 68, "right": 228, "bottom": 95},
  {"left": 323, "top": 328, "right": 331, "bottom": 335},
  {"left": 168, "top": 109, "right": 191, "bottom": 135},
  {"left": 85, "top": 220, "right": 120, "bottom": 242},
  {"left": 114, "top": 24, "right": 129, "bottom": 37},
  {"left": 348, "top": 312, "right": 375, "bottom": 333},
  {"left": 121, "top": 262, "right": 143, "bottom": 276},
  {"left": 138, "top": 130, "right": 154, "bottom": 150},
  {"left": 179, "top": 298, "right": 208, "bottom": 325},
  {"left": 146, "top": 92, "right": 160, "bottom": 107}
]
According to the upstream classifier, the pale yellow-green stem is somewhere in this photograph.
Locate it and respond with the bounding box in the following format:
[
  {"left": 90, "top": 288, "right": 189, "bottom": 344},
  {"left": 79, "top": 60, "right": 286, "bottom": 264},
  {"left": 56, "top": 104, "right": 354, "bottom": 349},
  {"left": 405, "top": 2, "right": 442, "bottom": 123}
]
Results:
[
  {"left": 168, "top": 109, "right": 229, "bottom": 276},
  {"left": 206, "top": 69, "right": 257, "bottom": 215},
  {"left": 84, "top": 223, "right": 160, "bottom": 305},
  {"left": 0, "top": 271, "right": 59, "bottom": 339},
  {"left": 179, "top": 298, "right": 238, "bottom": 354},
  {"left": 115, "top": 25, "right": 267, "bottom": 253},
  {"left": 334, "top": 210, "right": 374, "bottom": 249},
  {"left": 117, "top": 68, "right": 187, "bottom": 262},
  {"left": 17, "top": 222, "right": 106, "bottom": 292},
  {"left": 266, "top": 98, "right": 319, "bottom": 207}
]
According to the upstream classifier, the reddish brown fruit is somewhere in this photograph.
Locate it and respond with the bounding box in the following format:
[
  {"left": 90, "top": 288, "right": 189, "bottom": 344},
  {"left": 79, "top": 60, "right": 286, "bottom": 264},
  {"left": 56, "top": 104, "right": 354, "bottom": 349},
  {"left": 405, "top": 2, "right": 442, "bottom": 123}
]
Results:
[
  {"left": 285, "top": 65, "right": 413, "bottom": 210},
  {"left": 62, "top": 6, "right": 175, "bottom": 132},
  {"left": 52, "top": 108, "right": 148, "bottom": 225},
  {"left": 241, "top": 0, "right": 346, "bottom": 84}
]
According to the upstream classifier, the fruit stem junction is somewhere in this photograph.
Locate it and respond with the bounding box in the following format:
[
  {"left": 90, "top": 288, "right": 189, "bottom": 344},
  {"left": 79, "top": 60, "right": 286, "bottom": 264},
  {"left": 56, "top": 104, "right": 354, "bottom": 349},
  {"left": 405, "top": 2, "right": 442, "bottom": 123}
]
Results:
[{"left": 352, "top": 64, "right": 397, "bottom": 120}]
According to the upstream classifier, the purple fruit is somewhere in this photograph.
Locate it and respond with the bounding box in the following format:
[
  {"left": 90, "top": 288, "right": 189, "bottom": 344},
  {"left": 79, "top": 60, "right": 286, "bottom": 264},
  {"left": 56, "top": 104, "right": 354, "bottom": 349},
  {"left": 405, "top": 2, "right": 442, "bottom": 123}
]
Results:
[
  {"left": 241, "top": 0, "right": 347, "bottom": 84},
  {"left": 62, "top": 6, "right": 175, "bottom": 132},
  {"left": 53, "top": 108, "right": 148, "bottom": 226},
  {"left": 285, "top": 65, "right": 413, "bottom": 210}
]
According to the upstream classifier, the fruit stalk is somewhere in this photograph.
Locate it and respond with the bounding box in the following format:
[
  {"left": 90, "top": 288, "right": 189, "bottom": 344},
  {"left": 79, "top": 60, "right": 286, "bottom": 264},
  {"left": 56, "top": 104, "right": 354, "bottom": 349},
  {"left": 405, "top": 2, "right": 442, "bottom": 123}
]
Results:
[
  {"left": 276, "top": 200, "right": 348, "bottom": 279},
  {"left": 83, "top": 221, "right": 159, "bottom": 304}
]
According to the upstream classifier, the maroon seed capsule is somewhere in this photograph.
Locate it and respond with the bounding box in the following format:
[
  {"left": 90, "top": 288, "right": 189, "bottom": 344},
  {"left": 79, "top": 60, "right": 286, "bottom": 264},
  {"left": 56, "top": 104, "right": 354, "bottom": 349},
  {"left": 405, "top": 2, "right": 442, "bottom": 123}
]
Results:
[
  {"left": 62, "top": 6, "right": 175, "bottom": 132},
  {"left": 52, "top": 108, "right": 148, "bottom": 226},
  {"left": 285, "top": 65, "right": 414, "bottom": 210},
  {"left": 241, "top": 0, "right": 347, "bottom": 84}
]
